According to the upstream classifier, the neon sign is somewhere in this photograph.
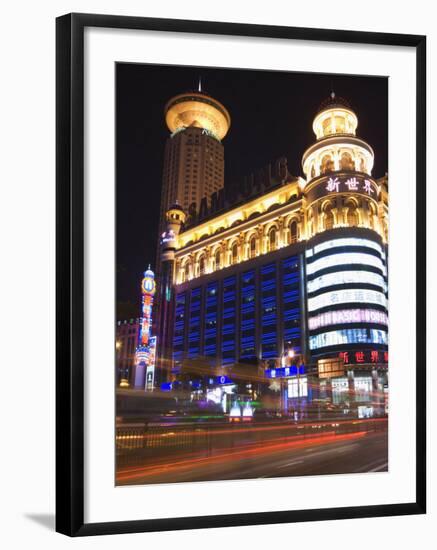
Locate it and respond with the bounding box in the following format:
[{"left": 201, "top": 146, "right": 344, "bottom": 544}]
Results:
[
  {"left": 161, "top": 230, "right": 175, "bottom": 245},
  {"left": 308, "top": 308, "right": 388, "bottom": 330},
  {"left": 265, "top": 365, "right": 305, "bottom": 379},
  {"left": 139, "top": 269, "right": 155, "bottom": 347},
  {"left": 309, "top": 328, "right": 388, "bottom": 350},
  {"left": 325, "top": 176, "right": 376, "bottom": 195},
  {"left": 339, "top": 350, "right": 388, "bottom": 364},
  {"left": 308, "top": 289, "right": 387, "bottom": 311},
  {"left": 134, "top": 268, "right": 156, "bottom": 389}
]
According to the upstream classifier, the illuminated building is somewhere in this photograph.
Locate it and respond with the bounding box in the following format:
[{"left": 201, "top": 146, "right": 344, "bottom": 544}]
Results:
[
  {"left": 159, "top": 86, "right": 231, "bottom": 237},
  {"left": 115, "top": 318, "right": 140, "bottom": 386},
  {"left": 133, "top": 267, "right": 157, "bottom": 389},
  {"left": 158, "top": 92, "right": 389, "bottom": 409},
  {"left": 155, "top": 86, "right": 231, "bottom": 355}
]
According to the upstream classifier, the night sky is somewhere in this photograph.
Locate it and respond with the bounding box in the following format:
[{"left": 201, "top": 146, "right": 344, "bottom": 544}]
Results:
[{"left": 116, "top": 63, "right": 388, "bottom": 320}]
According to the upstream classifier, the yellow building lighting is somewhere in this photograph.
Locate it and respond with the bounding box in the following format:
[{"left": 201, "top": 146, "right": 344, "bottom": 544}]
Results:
[{"left": 164, "top": 92, "right": 231, "bottom": 141}]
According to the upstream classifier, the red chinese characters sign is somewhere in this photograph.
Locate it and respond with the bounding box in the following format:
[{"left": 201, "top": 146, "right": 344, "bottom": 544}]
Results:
[{"left": 339, "top": 350, "right": 388, "bottom": 365}]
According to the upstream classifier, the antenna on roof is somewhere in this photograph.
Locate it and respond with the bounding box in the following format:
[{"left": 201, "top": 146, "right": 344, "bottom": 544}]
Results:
[{"left": 198, "top": 76, "right": 202, "bottom": 92}]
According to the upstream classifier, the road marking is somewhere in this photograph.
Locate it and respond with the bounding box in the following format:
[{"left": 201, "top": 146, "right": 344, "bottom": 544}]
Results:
[{"left": 276, "top": 460, "right": 304, "bottom": 469}]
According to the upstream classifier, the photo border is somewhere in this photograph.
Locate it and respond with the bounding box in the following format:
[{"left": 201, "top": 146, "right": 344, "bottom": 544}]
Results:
[{"left": 56, "top": 12, "right": 426, "bottom": 537}]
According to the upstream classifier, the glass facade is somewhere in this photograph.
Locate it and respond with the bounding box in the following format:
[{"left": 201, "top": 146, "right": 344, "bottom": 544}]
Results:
[
  {"left": 306, "top": 234, "right": 388, "bottom": 355},
  {"left": 172, "top": 255, "right": 304, "bottom": 366}
]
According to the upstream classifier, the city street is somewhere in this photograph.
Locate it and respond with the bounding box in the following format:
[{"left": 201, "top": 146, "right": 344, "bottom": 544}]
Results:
[{"left": 117, "top": 419, "right": 388, "bottom": 485}]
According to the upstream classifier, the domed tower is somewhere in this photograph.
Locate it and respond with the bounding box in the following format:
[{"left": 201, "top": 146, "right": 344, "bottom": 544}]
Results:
[
  {"left": 160, "top": 87, "right": 231, "bottom": 221},
  {"left": 164, "top": 90, "right": 231, "bottom": 141},
  {"left": 302, "top": 94, "right": 388, "bottom": 378},
  {"left": 302, "top": 93, "right": 379, "bottom": 238},
  {"left": 156, "top": 85, "right": 231, "bottom": 274}
]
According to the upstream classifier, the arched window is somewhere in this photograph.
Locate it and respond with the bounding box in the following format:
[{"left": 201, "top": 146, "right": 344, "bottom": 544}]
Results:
[
  {"left": 249, "top": 236, "right": 257, "bottom": 258},
  {"left": 324, "top": 206, "right": 334, "bottom": 230},
  {"left": 214, "top": 250, "right": 221, "bottom": 269},
  {"left": 180, "top": 268, "right": 185, "bottom": 284},
  {"left": 310, "top": 164, "right": 316, "bottom": 179},
  {"left": 340, "top": 152, "right": 354, "bottom": 171},
  {"left": 231, "top": 243, "right": 238, "bottom": 264},
  {"left": 347, "top": 206, "right": 358, "bottom": 226},
  {"left": 185, "top": 262, "right": 191, "bottom": 281},
  {"left": 268, "top": 227, "right": 277, "bottom": 252},
  {"left": 320, "top": 155, "right": 334, "bottom": 174},
  {"left": 199, "top": 256, "right": 206, "bottom": 275},
  {"left": 289, "top": 220, "right": 298, "bottom": 244}
]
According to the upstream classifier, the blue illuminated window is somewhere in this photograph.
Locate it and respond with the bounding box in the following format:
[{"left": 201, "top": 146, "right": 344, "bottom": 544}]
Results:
[
  {"left": 204, "top": 282, "right": 218, "bottom": 358},
  {"left": 240, "top": 270, "right": 256, "bottom": 360},
  {"left": 222, "top": 276, "right": 236, "bottom": 364},
  {"left": 188, "top": 287, "right": 202, "bottom": 358},
  {"left": 283, "top": 256, "right": 301, "bottom": 353},
  {"left": 173, "top": 292, "right": 186, "bottom": 362},
  {"left": 261, "top": 263, "right": 277, "bottom": 358}
]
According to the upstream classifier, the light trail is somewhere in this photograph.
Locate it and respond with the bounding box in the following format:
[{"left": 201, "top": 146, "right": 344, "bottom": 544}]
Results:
[
  {"left": 119, "top": 416, "right": 387, "bottom": 442},
  {"left": 116, "top": 430, "right": 368, "bottom": 483}
]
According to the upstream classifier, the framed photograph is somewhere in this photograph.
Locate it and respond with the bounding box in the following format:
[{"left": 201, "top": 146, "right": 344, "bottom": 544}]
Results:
[{"left": 56, "top": 13, "right": 426, "bottom": 536}]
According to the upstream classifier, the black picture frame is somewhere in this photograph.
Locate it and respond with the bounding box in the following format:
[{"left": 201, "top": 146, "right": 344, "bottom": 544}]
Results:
[{"left": 56, "top": 12, "right": 426, "bottom": 537}]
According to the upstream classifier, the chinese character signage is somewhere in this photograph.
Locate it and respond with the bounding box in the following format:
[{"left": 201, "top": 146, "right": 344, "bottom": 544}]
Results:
[
  {"left": 265, "top": 365, "right": 306, "bottom": 379},
  {"left": 339, "top": 350, "right": 388, "bottom": 365},
  {"left": 325, "top": 176, "right": 376, "bottom": 196}
]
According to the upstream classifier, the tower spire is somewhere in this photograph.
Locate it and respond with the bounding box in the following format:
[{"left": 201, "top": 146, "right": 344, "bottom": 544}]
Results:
[
  {"left": 330, "top": 80, "right": 335, "bottom": 99},
  {"left": 198, "top": 76, "right": 202, "bottom": 92}
]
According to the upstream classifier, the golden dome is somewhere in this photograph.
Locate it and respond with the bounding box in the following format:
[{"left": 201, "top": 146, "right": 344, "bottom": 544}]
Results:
[
  {"left": 312, "top": 93, "right": 358, "bottom": 140},
  {"left": 164, "top": 91, "right": 231, "bottom": 141}
]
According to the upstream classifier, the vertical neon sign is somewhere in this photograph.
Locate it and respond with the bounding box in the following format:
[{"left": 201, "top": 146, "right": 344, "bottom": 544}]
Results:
[
  {"left": 139, "top": 267, "right": 156, "bottom": 346},
  {"left": 134, "top": 267, "right": 156, "bottom": 389}
]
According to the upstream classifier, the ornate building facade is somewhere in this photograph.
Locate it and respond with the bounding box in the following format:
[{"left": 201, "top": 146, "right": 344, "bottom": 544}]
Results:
[{"left": 157, "top": 93, "right": 389, "bottom": 410}]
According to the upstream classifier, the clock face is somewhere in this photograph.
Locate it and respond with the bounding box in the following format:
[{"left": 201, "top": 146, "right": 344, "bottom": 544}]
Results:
[{"left": 142, "top": 277, "right": 156, "bottom": 295}]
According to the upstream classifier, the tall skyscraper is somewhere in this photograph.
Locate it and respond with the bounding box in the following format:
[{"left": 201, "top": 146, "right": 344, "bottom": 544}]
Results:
[
  {"left": 154, "top": 88, "right": 231, "bottom": 353},
  {"left": 160, "top": 88, "right": 231, "bottom": 227}
]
